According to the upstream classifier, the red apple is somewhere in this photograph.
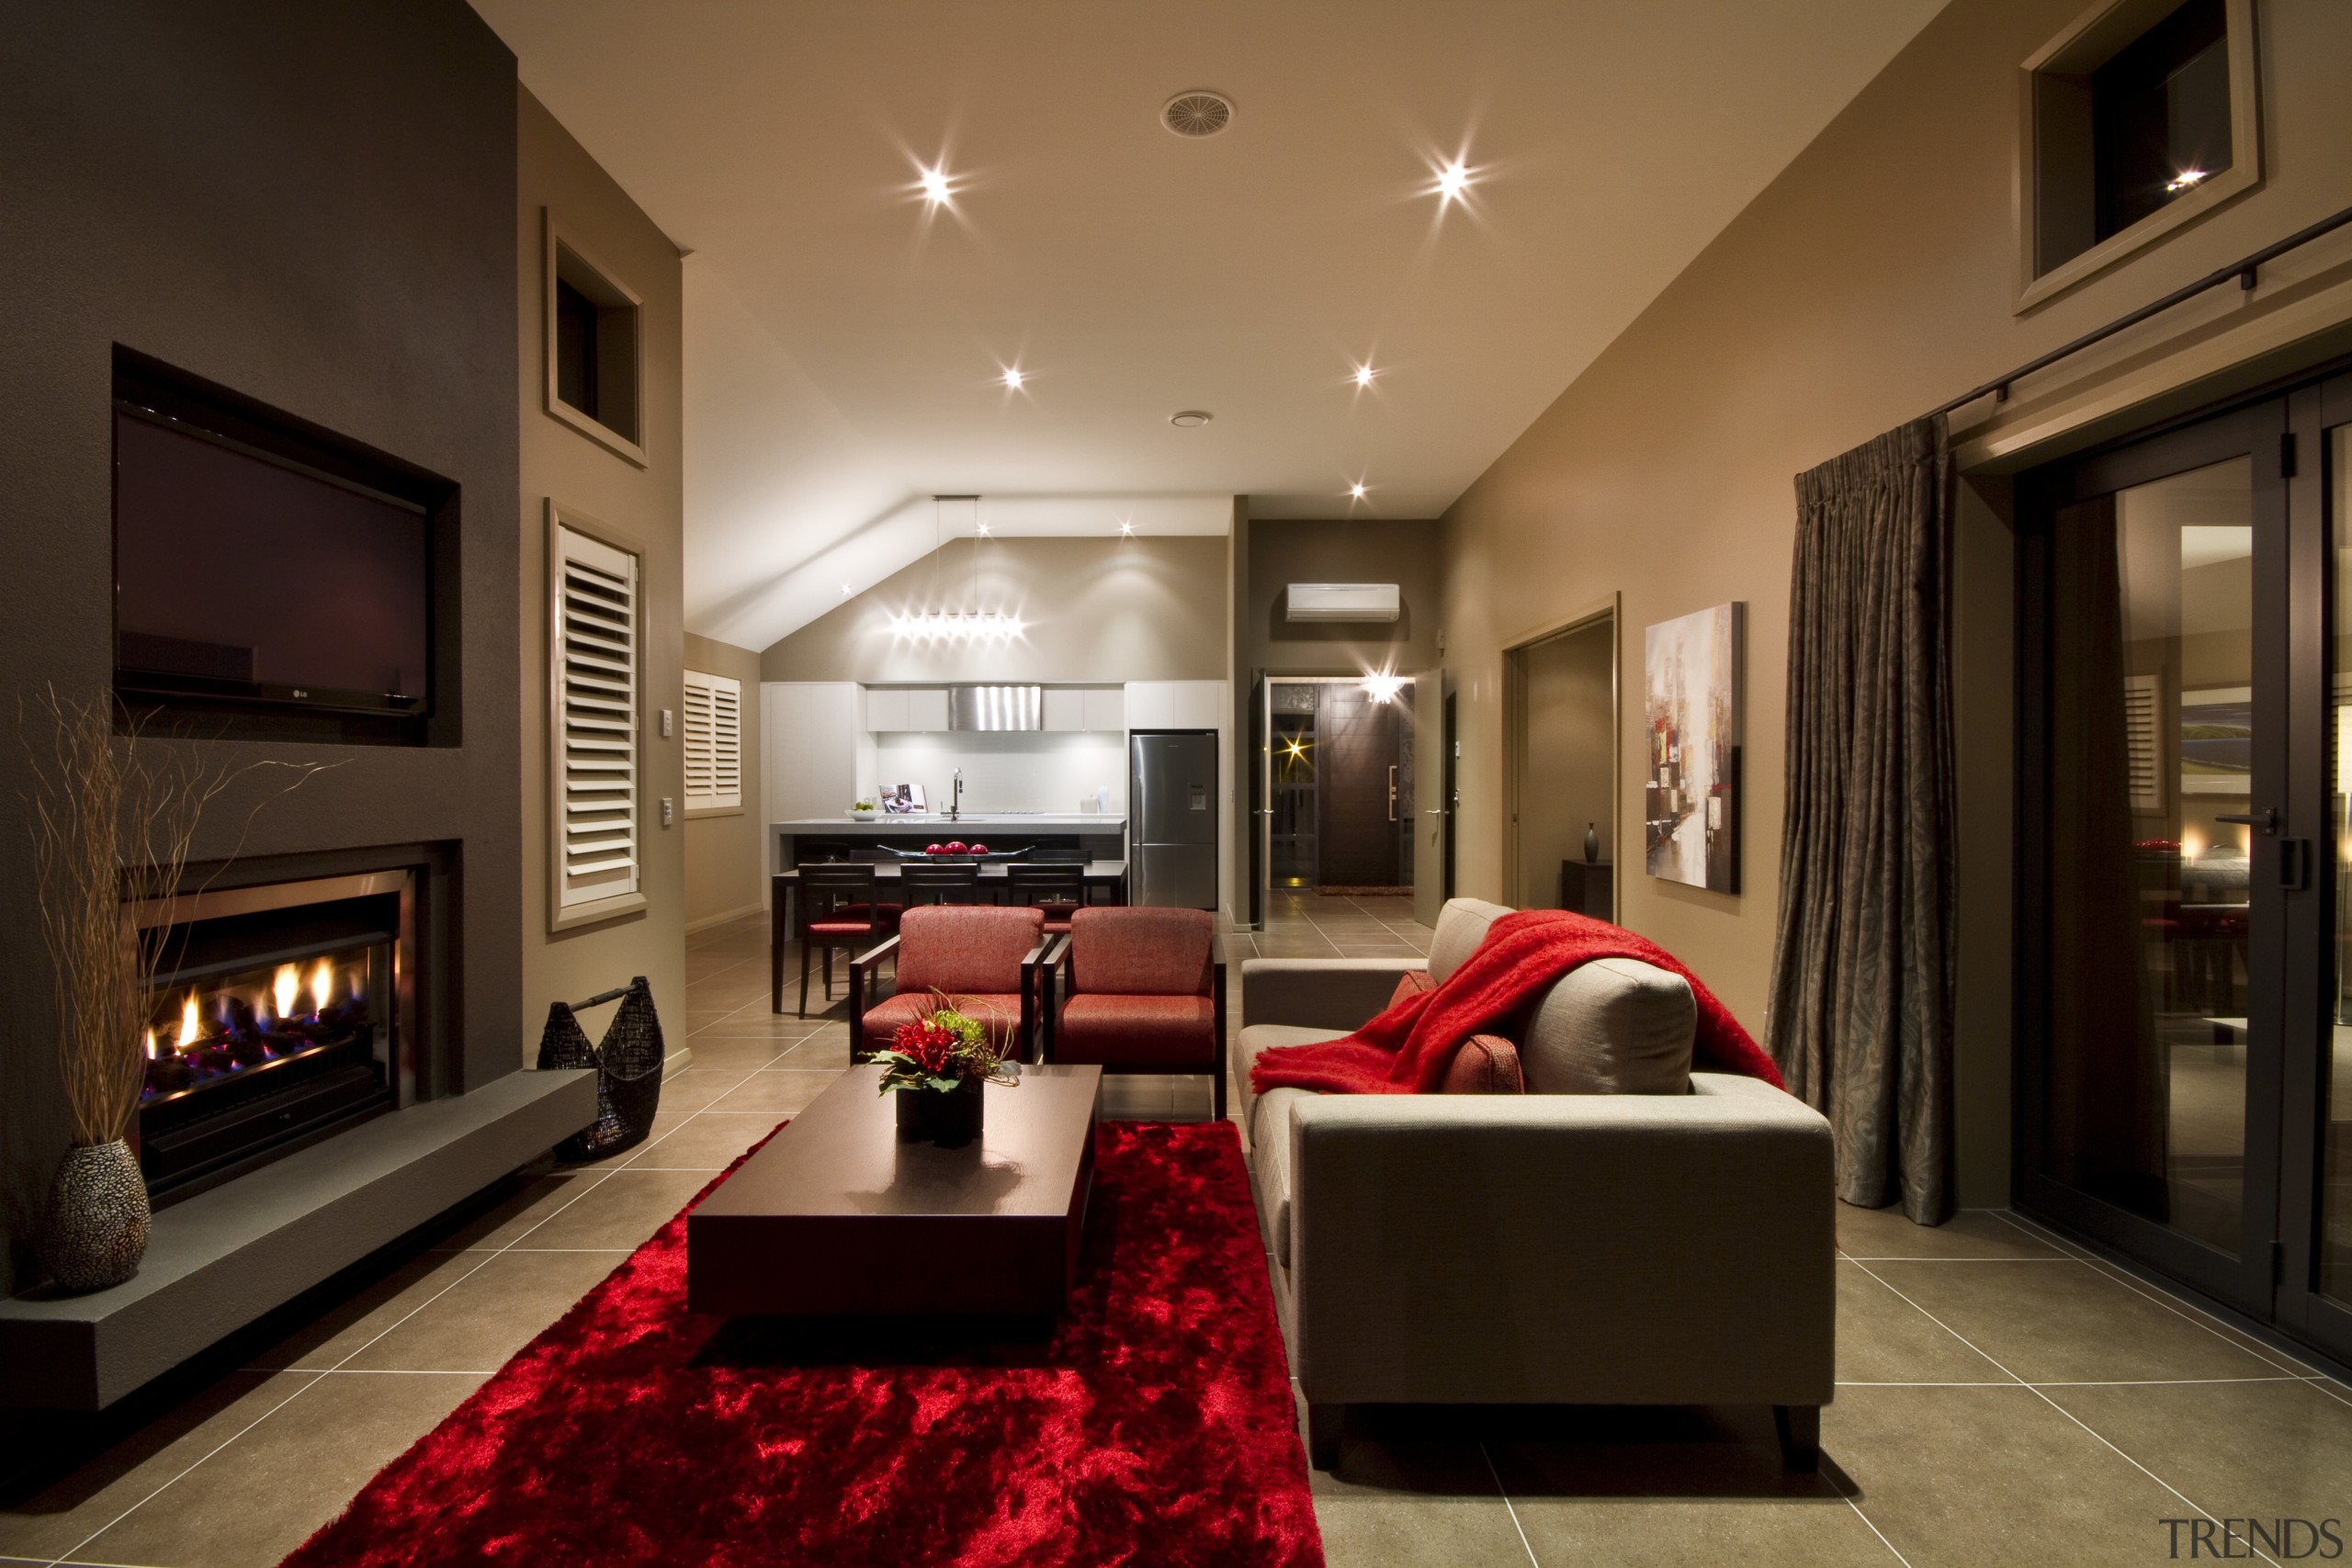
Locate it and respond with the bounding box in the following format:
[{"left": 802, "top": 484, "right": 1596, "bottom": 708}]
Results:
[
  {"left": 944, "top": 840, "right": 967, "bottom": 854},
  {"left": 926, "top": 843, "right": 944, "bottom": 854},
  {"left": 969, "top": 843, "right": 988, "bottom": 854}
]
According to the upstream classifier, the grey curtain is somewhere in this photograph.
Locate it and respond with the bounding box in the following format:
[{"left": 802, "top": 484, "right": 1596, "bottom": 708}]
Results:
[{"left": 1768, "top": 417, "right": 1956, "bottom": 1224}]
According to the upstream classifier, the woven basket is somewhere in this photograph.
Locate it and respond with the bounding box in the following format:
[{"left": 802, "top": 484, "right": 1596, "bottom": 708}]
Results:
[{"left": 536, "top": 975, "right": 667, "bottom": 1161}]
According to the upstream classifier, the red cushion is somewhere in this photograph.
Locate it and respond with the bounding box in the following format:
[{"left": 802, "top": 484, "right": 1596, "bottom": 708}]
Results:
[
  {"left": 861, "top": 990, "right": 1028, "bottom": 1057},
  {"left": 1054, "top": 994, "right": 1216, "bottom": 1067},
  {"left": 1441, "top": 1033, "right": 1524, "bottom": 1094},
  {"left": 1069, "top": 907, "right": 1213, "bottom": 995},
  {"left": 808, "top": 920, "right": 880, "bottom": 939},
  {"left": 897, "top": 906, "right": 1045, "bottom": 995},
  {"left": 1388, "top": 969, "right": 1436, "bottom": 1011}
]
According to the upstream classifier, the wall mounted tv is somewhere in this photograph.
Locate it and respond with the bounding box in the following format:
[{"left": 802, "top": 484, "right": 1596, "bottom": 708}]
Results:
[{"left": 112, "top": 351, "right": 454, "bottom": 743}]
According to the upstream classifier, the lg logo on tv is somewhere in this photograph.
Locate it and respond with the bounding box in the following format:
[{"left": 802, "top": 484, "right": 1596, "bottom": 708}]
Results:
[{"left": 2162, "top": 1517, "right": 2345, "bottom": 1559}]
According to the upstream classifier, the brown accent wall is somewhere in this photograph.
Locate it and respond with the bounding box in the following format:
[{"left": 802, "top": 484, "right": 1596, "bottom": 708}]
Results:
[
  {"left": 1248, "top": 520, "right": 1442, "bottom": 679},
  {"left": 684, "top": 632, "right": 765, "bottom": 929},
  {"left": 1436, "top": 0, "right": 2352, "bottom": 1205},
  {"left": 760, "top": 536, "right": 1227, "bottom": 683},
  {"left": 517, "top": 88, "right": 687, "bottom": 1048},
  {"left": 0, "top": 0, "right": 522, "bottom": 1294}
]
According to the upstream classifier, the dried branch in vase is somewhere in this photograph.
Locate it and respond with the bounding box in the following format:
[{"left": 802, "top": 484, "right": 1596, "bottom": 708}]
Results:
[{"left": 18, "top": 687, "right": 339, "bottom": 1148}]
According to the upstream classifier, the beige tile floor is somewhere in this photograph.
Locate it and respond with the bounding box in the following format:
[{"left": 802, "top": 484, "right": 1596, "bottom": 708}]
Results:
[{"left": 4, "top": 893, "right": 2346, "bottom": 1567}]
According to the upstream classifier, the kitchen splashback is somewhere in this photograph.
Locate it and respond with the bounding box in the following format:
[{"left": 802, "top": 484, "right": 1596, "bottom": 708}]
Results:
[{"left": 871, "top": 730, "right": 1125, "bottom": 816}]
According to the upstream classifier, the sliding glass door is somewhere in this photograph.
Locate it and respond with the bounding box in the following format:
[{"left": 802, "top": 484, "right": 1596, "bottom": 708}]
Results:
[{"left": 2019, "top": 368, "right": 2352, "bottom": 1361}]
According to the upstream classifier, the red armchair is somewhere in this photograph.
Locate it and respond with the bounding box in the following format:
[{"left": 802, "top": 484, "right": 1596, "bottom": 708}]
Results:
[
  {"left": 849, "top": 905, "right": 1048, "bottom": 1065},
  {"left": 1043, "top": 907, "right": 1227, "bottom": 1120}
]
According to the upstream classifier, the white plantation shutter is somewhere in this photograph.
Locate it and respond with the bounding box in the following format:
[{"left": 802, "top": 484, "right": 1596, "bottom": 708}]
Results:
[
  {"left": 553, "top": 522, "right": 641, "bottom": 912},
  {"left": 683, "top": 670, "right": 741, "bottom": 812}
]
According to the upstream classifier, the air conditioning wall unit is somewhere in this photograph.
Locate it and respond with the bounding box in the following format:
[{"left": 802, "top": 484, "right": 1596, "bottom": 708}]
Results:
[{"left": 1285, "top": 582, "right": 1401, "bottom": 623}]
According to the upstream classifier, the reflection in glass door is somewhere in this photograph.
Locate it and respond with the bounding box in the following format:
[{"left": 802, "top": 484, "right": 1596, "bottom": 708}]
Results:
[
  {"left": 2039, "top": 452, "right": 2265, "bottom": 1265},
  {"left": 2326, "top": 420, "right": 2352, "bottom": 1313}
]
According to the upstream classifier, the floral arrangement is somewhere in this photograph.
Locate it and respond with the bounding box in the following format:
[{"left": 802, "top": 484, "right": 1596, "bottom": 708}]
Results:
[{"left": 872, "top": 1000, "right": 1015, "bottom": 1095}]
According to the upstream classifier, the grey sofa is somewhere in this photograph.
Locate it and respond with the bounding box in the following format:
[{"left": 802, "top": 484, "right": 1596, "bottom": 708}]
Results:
[{"left": 1237, "top": 897, "right": 1836, "bottom": 1472}]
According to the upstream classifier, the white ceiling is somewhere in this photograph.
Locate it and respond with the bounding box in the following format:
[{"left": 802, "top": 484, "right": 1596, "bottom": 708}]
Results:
[{"left": 471, "top": 1, "right": 1945, "bottom": 650}]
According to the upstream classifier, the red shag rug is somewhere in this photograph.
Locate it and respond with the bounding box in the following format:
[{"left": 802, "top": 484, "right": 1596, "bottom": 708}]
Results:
[{"left": 278, "top": 1121, "right": 1321, "bottom": 1568}]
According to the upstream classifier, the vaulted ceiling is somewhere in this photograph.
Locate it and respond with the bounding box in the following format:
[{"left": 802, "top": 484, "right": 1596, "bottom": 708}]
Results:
[{"left": 470, "top": 1, "right": 1944, "bottom": 649}]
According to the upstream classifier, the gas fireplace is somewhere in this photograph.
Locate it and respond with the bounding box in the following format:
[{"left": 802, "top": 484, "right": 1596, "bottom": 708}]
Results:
[{"left": 130, "top": 870, "right": 414, "bottom": 1202}]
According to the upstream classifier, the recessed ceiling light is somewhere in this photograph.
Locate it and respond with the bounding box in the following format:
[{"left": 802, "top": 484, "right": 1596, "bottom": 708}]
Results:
[
  {"left": 1353, "top": 365, "right": 1375, "bottom": 388},
  {"left": 918, "top": 164, "right": 952, "bottom": 205},
  {"left": 1170, "top": 410, "right": 1212, "bottom": 427},
  {"left": 1161, "top": 91, "right": 1234, "bottom": 138},
  {"left": 841, "top": 583, "right": 852, "bottom": 595},
  {"left": 977, "top": 521, "right": 991, "bottom": 535},
  {"left": 1350, "top": 482, "right": 1367, "bottom": 499},
  {"left": 1118, "top": 519, "right": 1135, "bottom": 535},
  {"left": 1002, "top": 368, "right": 1024, "bottom": 389},
  {"left": 1436, "top": 160, "right": 1472, "bottom": 204}
]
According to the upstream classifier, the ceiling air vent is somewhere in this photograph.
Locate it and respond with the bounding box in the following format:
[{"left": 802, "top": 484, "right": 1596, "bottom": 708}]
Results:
[
  {"left": 1287, "top": 583, "right": 1401, "bottom": 623},
  {"left": 1162, "top": 91, "right": 1233, "bottom": 138}
]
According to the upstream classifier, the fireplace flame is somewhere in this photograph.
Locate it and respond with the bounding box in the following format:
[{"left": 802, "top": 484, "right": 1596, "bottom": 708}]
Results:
[
  {"left": 311, "top": 959, "right": 334, "bottom": 1014},
  {"left": 177, "top": 992, "right": 200, "bottom": 1048},
  {"left": 146, "top": 1027, "right": 159, "bottom": 1061},
  {"left": 273, "top": 964, "right": 300, "bottom": 1021}
]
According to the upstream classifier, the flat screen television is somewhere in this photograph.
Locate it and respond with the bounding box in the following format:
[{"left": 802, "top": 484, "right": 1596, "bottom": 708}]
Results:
[{"left": 113, "top": 403, "right": 432, "bottom": 716}]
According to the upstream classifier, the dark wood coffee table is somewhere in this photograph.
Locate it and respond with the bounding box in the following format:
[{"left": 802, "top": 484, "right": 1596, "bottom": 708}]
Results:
[{"left": 686, "top": 1063, "right": 1103, "bottom": 1317}]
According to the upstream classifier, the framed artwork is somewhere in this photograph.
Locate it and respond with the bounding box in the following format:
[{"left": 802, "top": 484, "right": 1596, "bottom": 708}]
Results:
[
  {"left": 882, "top": 784, "right": 928, "bottom": 813},
  {"left": 1644, "top": 602, "right": 1744, "bottom": 893},
  {"left": 2178, "top": 685, "right": 2251, "bottom": 796}
]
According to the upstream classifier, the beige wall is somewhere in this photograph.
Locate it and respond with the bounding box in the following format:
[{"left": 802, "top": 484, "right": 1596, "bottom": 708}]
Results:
[
  {"left": 1248, "top": 519, "right": 1442, "bottom": 678},
  {"left": 1515, "top": 619, "right": 1616, "bottom": 911},
  {"left": 1437, "top": 0, "right": 2352, "bottom": 1205},
  {"left": 684, "top": 632, "right": 765, "bottom": 930},
  {"left": 761, "top": 535, "right": 1227, "bottom": 682},
  {"left": 518, "top": 87, "right": 687, "bottom": 1047}
]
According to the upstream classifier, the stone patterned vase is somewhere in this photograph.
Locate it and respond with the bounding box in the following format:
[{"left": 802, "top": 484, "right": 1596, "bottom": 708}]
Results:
[{"left": 40, "top": 1140, "right": 150, "bottom": 1292}]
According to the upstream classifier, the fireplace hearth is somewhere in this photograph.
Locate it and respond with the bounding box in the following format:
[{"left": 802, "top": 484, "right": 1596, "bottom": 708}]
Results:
[{"left": 130, "top": 871, "right": 415, "bottom": 1202}]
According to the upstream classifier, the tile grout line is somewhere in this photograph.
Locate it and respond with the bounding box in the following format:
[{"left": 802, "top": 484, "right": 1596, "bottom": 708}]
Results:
[
  {"left": 1476, "top": 1442, "right": 1541, "bottom": 1568},
  {"left": 1848, "top": 1258, "right": 2288, "bottom": 1568},
  {"left": 1981, "top": 1210, "right": 2322, "bottom": 1379},
  {"left": 49, "top": 1044, "right": 787, "bottom": 1567}
]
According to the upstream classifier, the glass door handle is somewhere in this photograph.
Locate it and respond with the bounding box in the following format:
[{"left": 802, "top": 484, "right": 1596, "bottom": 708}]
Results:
[{"left": 2213, "top": 809, "right": 2277, "bottom": 832}]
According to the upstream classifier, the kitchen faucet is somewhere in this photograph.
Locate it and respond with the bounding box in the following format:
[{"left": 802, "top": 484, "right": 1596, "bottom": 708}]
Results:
[{"left": 950, "top": 769, "right": 963, "bottom": 821}]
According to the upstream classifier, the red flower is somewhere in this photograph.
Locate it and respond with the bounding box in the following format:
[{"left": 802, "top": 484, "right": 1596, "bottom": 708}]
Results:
[{"left": 892, "top": 1019, "right": 958, "bottom": 1076}]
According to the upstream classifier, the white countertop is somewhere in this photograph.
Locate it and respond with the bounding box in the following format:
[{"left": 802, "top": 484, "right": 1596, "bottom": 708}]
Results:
[{"left": 773, "top": 814, "right": 1125, "bottom": 830}]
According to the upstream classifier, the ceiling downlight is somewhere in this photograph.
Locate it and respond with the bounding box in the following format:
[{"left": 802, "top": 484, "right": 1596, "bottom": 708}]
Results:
[
  {"left": 1161, "top": 91, "right": 1234, "bottom": 138},
  {"left": 1170, "top": 410, "right": 1213, "bottom": 428}
]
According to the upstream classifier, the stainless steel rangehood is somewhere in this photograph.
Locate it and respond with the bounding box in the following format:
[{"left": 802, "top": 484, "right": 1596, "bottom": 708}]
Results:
[{"left": 948, "top": 684, "right": 1043, "bottom": 731}]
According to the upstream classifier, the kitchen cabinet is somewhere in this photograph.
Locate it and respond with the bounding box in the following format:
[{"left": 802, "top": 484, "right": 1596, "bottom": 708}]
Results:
[
  {"left": 906, "top": 686, "right": 950, "bottom": 731},
  {"left": 862, "top": 685, "right": 951, "bottom": 732},
  {"left": 1082, "top": 686, "right": 1126, "bottom": 732},
  {"left": 864, "top": 687, "right": 910, "bottom": 733},
  {"left": 1042, "top": 687, "right": 1087, "bottom": 731}
]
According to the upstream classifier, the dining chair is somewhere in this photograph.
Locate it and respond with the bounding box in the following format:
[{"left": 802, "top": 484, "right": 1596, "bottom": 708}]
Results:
[
  {"left": 898, "top": 862, "right": 983, "bottom": 908},
  {"left": 1041, "top": 906, "right": 1227, "bottom": 1120},
  {"left": 1004, "top": 862, "right": 1086, "bottom": 936},
  {"left": 795, "top": 863, "right": 899, "bottom": 1018}
]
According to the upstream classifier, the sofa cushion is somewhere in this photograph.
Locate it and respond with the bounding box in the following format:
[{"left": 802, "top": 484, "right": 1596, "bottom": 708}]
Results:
[
  {"left": 1054, "top": 994, "right": 1216, "bottom": 1066},
  {"left": 1069, "top": 906, "right": 1214, "bottom": 995},
  {"left": 1387, "top": 968, "right": 1436, "bottom": 1012},
  {"left": 895, "top": 905, "right": 1044, "bottom": 996},
  {"left": 861, "top": 989, "right": 1028, "bottom": 1057},
  {"left": 1520, "top": 956, "right": 1695, "bottom": 1094},
  {"left": 1427, "top": 897, "right": 1515, "bottom": 985},
  {"left": 1441, "top": 1033, "right": 1524, "bottom": 1094}
]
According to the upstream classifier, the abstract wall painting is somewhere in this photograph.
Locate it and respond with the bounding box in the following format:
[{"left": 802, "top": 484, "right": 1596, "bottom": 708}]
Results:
[{"left": 1643, "top": 602, "right": 1744, "bottom": 893}]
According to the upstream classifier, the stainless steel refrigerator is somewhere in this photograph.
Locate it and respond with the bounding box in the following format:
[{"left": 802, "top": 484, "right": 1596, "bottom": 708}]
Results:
[{"left": 1129, "top": 729, "right": 1218, "bottom": 909}]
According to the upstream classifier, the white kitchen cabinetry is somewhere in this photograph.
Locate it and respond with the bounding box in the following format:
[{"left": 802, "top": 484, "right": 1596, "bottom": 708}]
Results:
[
  {"left": 764, "top": 682, "right": 865, "bottom": 860},
  {"left": 1082, "top": 685, "right": 1126, "bottom": 732},
  {"left": 862, "top": 685, "right": 952, "bottom": 732},
  {"left": 905, "top": 686, "right": 950, "bottom": 731},
  {"left": 1041, "top": 687, "right": 1087, "bottom": 731},
  {"left": 864, "top": 686, "right": 910, "bottom": 733}
]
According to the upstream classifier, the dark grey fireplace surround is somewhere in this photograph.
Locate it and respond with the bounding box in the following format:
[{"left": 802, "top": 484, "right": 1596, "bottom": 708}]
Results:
[{"left": 0, "top": 1, "right": 596, "bottom": 1407}]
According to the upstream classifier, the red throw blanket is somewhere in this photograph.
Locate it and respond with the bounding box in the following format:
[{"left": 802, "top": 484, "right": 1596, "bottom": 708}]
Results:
[{"left": 1248, "top": 908, "right": 1785, "bottom": 1095}]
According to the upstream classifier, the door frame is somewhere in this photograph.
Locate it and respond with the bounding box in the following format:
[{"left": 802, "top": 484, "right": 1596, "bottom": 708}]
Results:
[{"left": 1501, "top": 597, "right": 1620, "bottom": 914}]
